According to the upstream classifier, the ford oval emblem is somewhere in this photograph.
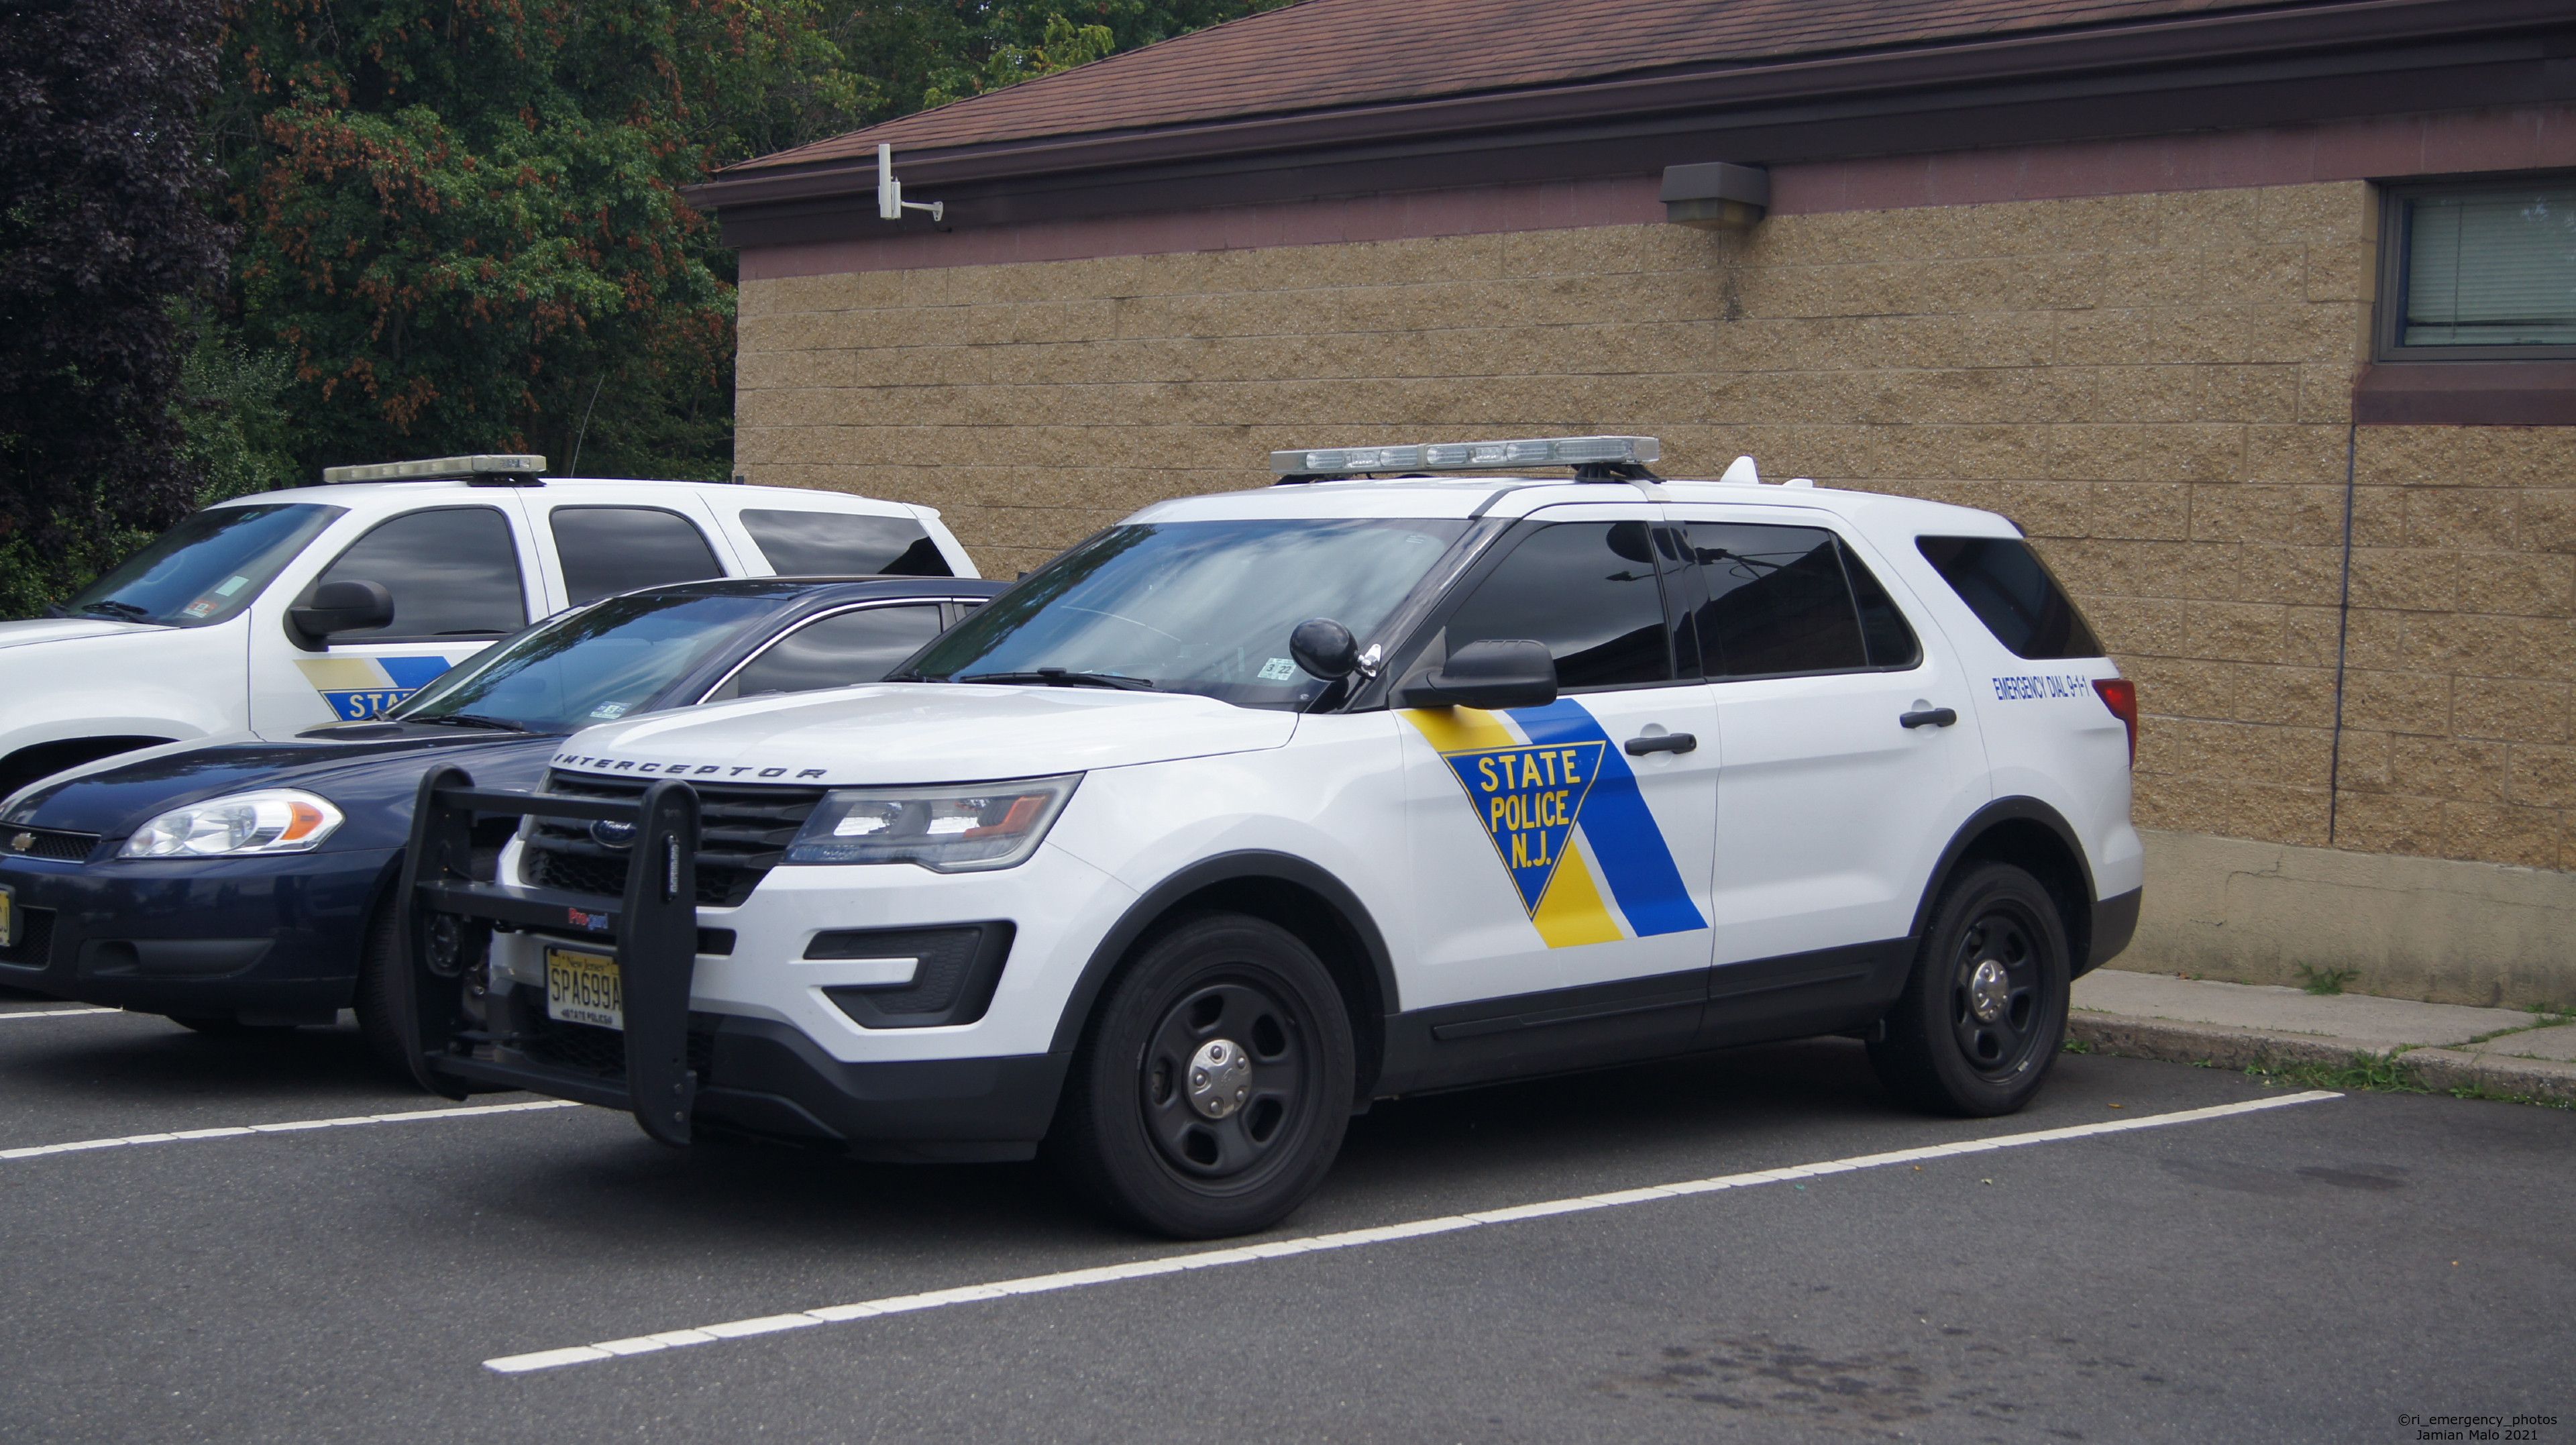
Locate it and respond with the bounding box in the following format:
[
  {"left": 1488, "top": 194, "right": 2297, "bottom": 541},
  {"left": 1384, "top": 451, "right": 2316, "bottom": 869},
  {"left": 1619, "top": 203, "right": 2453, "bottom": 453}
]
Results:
[
  {"left": 590, "top": 818, "right": 639, "bottom": 850},
  {"left": 7, "top": 832, "right": 30, "bottom": 853}
]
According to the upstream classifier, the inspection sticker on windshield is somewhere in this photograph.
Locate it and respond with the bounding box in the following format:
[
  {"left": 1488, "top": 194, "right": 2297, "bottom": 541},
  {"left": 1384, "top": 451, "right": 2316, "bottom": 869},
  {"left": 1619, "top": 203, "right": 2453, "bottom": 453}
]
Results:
[{"left": 1256, "top": 657, "right": 1298, "bottom": 681}]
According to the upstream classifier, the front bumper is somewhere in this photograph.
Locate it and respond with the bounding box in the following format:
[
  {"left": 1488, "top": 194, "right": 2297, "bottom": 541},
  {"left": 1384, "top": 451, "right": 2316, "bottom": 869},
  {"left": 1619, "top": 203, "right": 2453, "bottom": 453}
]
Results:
[
  {"left": 438, "top": 1008, "right": 1069, "bottom": 1162},
  {"left": 402, "top": 775, "right": 1077, "bottom": 1159},
  {"left": 0, "top": 848, "right": 395, "bottom": 1018}
]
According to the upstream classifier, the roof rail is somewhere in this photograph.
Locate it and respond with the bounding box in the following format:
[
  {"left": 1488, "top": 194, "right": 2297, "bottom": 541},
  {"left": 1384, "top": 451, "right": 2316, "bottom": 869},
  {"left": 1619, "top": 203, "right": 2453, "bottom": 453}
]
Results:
[
  {"left": 1270, "top": 435, "right": 1659, "bottom": 484},
  {"left": 317, "top": 454, "right": 549, "bottom": 486}
]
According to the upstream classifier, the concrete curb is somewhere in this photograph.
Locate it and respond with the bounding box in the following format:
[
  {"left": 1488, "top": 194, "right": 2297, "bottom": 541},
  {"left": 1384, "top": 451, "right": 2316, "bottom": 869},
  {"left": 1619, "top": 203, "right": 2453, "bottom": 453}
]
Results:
[
  {"left": 2066, "top": 1012, "right": 2576, "bottom": 1103},
  {"left": 2402, "top": 1048, "right": 2576, "bottom": 1102}
]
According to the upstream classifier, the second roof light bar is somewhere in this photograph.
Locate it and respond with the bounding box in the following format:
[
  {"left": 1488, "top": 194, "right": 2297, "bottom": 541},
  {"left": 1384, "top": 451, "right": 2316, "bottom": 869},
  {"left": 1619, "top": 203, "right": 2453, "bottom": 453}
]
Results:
[
  {"left": 1270, "top": 435, "right": 1660, "bottom": 480},
  {"left": 318, "top": 453, "right": 548, "bottom": 486}
]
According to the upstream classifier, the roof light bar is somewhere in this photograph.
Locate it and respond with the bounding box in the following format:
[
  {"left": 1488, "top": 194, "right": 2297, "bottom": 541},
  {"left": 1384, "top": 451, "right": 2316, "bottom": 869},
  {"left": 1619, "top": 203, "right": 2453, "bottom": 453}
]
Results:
[
  {"left": 1269, "top": 435, "right": 1659, "bottom": 476},
  {"left": 320, "top": 454, "right": 548, "bottom": 485}
]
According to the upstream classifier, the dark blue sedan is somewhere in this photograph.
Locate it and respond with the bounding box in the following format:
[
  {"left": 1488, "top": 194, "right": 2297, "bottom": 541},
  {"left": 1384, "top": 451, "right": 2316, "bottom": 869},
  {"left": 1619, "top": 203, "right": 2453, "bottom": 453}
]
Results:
[{"left": 0, "top": 575, "right": 1002, "bottom": 1071}]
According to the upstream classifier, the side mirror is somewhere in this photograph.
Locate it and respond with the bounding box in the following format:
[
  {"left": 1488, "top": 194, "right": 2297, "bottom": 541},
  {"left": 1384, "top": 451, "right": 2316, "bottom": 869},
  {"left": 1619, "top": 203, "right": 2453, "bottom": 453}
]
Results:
[
  {"left": 1397, "top": 639, "right": 1557, "bottom": 710},
  {"left": 290, "top": 580, "right": 395, "bottom": 642},
  {"left": 1289, "top": 617, "right": 1358, "bottom": 680}
]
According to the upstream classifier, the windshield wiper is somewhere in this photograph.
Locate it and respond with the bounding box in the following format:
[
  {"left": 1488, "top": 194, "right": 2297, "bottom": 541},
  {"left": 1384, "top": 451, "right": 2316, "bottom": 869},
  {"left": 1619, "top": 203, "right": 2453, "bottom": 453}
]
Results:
[
  {"left": 80, "top": 600, "right": 153, "bottom": 621},
  {"left": 959, "top": 668, "right": 1159, "bottom": 692},
  {"left": 408, "top": 712, "right": 531, "bottom": 732}
]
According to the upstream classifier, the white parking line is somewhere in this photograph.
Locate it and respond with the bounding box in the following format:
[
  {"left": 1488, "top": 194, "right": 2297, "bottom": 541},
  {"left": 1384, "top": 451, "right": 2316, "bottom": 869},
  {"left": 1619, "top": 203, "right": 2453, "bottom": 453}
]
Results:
[
  {"left": 486, "top": 1089, "right": 2342, "bottom": 1375},
  {"left": 1, "top": 1099, "right": 583, "bottom": 1161},
  {"left": 0, "top": 1007, "right": 121, "bottom": 1020}
]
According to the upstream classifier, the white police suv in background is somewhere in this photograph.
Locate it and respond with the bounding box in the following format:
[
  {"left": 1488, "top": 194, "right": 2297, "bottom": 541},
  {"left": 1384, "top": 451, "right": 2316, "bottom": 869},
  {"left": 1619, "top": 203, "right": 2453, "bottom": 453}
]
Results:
[
  {"left": 407, "top": 436, "right": 2142, "bottom": 1239},
  {"left": 0, "top": 454, "right": 974, "bottom": 799}
]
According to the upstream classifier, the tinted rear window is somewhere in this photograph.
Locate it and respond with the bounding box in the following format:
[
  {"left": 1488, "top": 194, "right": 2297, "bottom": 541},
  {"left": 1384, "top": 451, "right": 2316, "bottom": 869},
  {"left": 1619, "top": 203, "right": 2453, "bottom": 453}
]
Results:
[
  {"left": 1688, "top": 523, "right": 1904, "bottom": 678},
  {"left": 1917, "top": 536, "right": 2104, "bottom": 659},
  {"left": 551, "top": 507, "right": 724, "bottom": 604},
  {"left": 741, "top": 509, "right": 949, "bottom": 577}
]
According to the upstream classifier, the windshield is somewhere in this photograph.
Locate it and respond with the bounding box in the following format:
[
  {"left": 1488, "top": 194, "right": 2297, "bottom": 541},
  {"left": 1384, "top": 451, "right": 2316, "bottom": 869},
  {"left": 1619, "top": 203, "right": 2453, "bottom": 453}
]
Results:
[
  {"left": 60, "top": 503, "right": 345, "bottom": 627},
  {"left": 906, "top": 518, "right": 1470, "bottom": 710},
  {"left": 391, "top": 591, "right": 785, "bottom": 732}
]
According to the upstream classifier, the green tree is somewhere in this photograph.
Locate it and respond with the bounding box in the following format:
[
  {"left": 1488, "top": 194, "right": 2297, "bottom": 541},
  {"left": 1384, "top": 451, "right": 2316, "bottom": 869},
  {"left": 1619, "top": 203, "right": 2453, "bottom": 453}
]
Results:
[
  {"left": 0, "top": 0, "right": 231, "bottom": 618},
  {"left": 174, "top": 303, "right": 301, "bottom": 506},
  {"left": 837, "top": 1, "right": 1296, "bottom": 125},
  {"left": 213, "top": 0, "right": 865, "bottom": 482}
]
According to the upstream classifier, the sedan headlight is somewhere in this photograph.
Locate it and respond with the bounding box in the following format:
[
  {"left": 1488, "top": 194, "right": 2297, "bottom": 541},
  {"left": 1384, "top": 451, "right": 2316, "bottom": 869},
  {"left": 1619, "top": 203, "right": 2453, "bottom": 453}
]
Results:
[
  {"left": 119, "top": 790, "right": 346, "bottom": 859},
  {"left": 784, "top": 775, "right": 1079, "bottom": 871}
]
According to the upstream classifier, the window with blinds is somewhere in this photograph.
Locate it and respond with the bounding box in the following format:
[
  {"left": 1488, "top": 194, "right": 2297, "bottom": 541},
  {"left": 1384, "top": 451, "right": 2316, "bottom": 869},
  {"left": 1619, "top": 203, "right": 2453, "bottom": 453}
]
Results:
[{"left": 2383, "top": 179, "right": 2576, "bottom": 360}]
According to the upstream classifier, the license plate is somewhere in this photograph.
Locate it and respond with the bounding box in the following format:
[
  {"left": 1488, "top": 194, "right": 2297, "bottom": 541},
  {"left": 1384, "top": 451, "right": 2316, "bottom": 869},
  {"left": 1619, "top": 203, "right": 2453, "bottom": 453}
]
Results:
[
  {"left": 0, "top": 886, "right": 13, "bottom": 949},
  {"left": 545, "top": 947, "right": 623, "bottom": 1030}
]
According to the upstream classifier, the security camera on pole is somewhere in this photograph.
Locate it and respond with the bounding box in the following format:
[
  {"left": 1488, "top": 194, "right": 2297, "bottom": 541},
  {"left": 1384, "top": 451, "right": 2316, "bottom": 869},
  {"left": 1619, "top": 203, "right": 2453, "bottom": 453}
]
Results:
[{"left": 877, "top": 145, "right": 943, "bottom": 224}]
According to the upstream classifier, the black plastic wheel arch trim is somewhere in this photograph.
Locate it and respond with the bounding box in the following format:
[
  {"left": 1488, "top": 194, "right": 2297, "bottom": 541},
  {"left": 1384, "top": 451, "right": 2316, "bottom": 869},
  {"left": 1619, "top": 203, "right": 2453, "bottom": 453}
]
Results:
[
  {"left": 1042, "top": 850, "right": 1399, "bottom": 1078},
  {"left": 1907, "top": 796, "right": 2102, "bottom": 950}
]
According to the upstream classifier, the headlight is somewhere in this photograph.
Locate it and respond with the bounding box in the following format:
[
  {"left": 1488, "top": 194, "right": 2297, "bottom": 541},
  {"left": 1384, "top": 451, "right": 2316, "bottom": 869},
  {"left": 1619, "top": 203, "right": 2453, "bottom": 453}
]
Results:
[
  {"left": 119, "top": 790, "right": 345, "bottom": 859},
  {"left": 784, "top": 775, "right": 1079, "bottom": 871}
]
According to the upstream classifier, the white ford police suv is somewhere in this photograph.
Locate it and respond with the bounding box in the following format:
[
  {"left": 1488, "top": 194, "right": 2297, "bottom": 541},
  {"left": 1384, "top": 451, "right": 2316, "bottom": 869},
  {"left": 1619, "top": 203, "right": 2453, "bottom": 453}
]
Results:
[
  {"left": 0, "top": 455, "right": 974, "bottom": 800},
  {"left": 400, "top": 436, "right": 2142, "bottom": 1239}
]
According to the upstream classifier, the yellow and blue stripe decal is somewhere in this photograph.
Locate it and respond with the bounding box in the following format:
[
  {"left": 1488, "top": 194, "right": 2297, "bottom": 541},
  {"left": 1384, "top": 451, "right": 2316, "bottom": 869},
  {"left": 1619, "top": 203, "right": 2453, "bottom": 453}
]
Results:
[
  {"left": 294, "top": 655, "right": 454, "bottom": 720},
  {"left": 1402, "top": 699, "right": 1707, "bottom": 949}
]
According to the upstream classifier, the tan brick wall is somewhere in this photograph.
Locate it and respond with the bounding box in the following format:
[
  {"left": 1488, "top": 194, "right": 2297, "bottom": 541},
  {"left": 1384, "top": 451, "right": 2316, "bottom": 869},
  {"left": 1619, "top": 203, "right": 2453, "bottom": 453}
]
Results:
[
  {"left": 733, "top": 178, "right": 2575, "bottom": 873},
  {"left": 2334, "top": 426, "right": 2576, "bottom": 870}
]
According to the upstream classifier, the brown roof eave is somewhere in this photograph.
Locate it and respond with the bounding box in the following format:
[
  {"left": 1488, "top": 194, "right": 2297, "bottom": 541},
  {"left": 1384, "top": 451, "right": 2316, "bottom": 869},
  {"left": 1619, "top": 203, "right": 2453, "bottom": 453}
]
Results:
[{"left": 682, "top": 0, "right": 2563, "bottom": 215}]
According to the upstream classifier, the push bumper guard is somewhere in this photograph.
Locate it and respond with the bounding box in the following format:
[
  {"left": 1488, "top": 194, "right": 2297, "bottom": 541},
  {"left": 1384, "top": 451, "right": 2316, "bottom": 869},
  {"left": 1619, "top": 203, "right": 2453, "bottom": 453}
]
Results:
[{"left": 396, "top": 765, "right": 704, "bottom": 1144}]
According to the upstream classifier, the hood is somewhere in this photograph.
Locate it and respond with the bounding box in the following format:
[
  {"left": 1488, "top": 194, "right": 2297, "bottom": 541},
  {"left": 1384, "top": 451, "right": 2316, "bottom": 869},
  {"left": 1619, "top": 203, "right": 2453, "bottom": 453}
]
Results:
[
  {"left": 5, "top": 727, "right": 557, "bottom": 842},
  {"left": 549, "top": 683, "right": 1299, "bottom": 786},
  {"left": 0, "top": 617, "right": 156, "bottom": 651}
]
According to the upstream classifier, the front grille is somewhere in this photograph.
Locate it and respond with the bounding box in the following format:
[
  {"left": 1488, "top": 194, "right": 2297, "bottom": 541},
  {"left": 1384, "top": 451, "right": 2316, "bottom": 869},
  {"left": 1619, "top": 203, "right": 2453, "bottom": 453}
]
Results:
[
  {"left": 0, "top": 907, "right": 58, "bottom": 968},
  {"left": 4, "top": 828, "right": 100, "bottom": 863},
  {"left": 520, "top": 771, "right": 828, "bottom": 908},
  {"left": 513, "top": 1008, "right": 718, "bottom": 1083}
]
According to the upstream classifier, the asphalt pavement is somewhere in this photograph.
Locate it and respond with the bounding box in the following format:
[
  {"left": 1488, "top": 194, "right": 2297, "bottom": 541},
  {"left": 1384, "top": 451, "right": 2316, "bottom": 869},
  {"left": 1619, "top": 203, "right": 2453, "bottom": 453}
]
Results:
[{"left": 1, "top": 986, "right": 2569, "bottom": 1445}]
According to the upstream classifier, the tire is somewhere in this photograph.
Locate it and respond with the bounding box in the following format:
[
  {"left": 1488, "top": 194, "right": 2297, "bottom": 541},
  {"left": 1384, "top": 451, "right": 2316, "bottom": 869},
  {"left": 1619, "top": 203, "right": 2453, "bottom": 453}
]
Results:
[
  {"left": 1868, "top": 862, "right": 2070, "bottom": 1117},
  {"left": 1048, "top": 914, "right": 1355, "bottom": 1239},
  {"left": 351, "top": 900, "right": 415, "bottom": 1081}
]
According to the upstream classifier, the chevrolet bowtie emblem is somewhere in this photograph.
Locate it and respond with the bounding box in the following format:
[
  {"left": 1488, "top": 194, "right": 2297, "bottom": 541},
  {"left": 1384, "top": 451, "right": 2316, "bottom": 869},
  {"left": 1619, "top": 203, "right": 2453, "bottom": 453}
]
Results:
[{"left": 7, "top": 833, "right": 31, "bottom": 852}]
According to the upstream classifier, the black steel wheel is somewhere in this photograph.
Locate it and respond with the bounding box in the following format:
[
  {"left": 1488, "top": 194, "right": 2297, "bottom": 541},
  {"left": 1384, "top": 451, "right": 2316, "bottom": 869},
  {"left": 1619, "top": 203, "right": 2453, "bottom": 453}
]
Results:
[
  {"left": 1868, "top": 861, "right": 2070, "bottom": 1116},
  {"left": 1049, "top": 913, "right": 1354, "bottom": 1238}
]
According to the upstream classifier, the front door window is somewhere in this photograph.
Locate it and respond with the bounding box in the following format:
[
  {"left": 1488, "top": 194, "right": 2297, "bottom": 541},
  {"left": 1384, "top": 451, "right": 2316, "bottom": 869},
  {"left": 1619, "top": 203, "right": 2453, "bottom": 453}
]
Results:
[
  {"left": 266, "top": 505, "right": 531, "bottom": 727},
  {"left": 705, "top": 604, "right": 949, "bottom": 701},
  {"left": 306, "top": 506, "right": 527, "bottom": 642}
]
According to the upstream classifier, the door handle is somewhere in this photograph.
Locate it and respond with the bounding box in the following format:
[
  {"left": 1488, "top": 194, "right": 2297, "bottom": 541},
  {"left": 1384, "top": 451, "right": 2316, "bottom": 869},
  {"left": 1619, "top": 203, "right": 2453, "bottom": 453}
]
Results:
[
  {"left": 1624, "top": 732, "right": 1698, "bottom": 755},
  {"left": 1899, "top": 708, "right": 1958, "bottom": 729}
]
